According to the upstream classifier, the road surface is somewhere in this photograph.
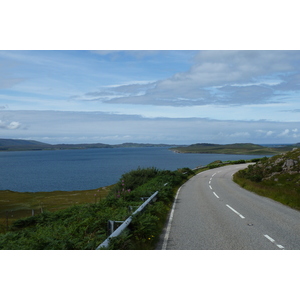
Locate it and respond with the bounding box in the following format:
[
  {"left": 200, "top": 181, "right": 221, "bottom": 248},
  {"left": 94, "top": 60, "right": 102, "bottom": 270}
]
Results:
[{"left": 159, "top": 164, "right": 300, "bottom": 250}]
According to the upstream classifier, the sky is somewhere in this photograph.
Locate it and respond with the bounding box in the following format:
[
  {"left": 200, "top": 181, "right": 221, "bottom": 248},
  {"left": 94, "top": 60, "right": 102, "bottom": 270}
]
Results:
[
  {"left": 1, "top": 1, "right": 300, "bottom": 146},
  {"left": 1, "top": 49, "right": 300, "bottom": 145}
]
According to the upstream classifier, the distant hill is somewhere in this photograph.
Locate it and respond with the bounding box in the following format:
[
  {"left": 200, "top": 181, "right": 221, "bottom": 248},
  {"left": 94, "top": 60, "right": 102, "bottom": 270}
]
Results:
[
  {"left": 112, "top": 142, "right": 178, "bottom": 148},
  {"left": 0, "top": 139, "right": 179, "bottom": 151},
  {"left": 171, "top": 143, "right": 299, "bottom": 155},
  {"left": 0, "top": 139, "right": 48, "bottom": 147},
  {"left": 0, "top": 139, "right": 50, "bottom": 151}
]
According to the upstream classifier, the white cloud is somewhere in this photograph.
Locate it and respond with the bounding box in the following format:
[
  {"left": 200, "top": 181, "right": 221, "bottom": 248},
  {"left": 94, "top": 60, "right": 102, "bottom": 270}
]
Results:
[
  {"left": 0, "top": 119, "right": 21, "bottom": 130},
  {"left": 256, "top": 129, "right": 275, "bottom": 137},
  {"left": 76, "top": 50, "right": 300, "bottom": 108},
  {"left": 229, "top": 132, "right": 250, "bottom": 138},
  {"left": 7, "top": 121, "right": 21, "bottom": 129},
  {"left": 278, "top": 129, "right": 290, "bottom": 136},
  {"left": 192, "top": 51, "right": 296, "bottom": 85}
]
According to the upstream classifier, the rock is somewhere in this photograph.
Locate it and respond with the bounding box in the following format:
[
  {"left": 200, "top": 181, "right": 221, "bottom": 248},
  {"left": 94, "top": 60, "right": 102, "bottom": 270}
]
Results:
[
  {"left": 282, "top": 159, "right": 296, "bottom": 169},
  {"left": 275, "top": 158, "right": 283, "bottom": 164}
]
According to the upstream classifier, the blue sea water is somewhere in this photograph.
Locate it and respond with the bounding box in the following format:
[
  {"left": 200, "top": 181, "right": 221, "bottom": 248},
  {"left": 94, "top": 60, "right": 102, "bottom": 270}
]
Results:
[{"left": 0, "top": 147, "right": 266, "bottom": 192}]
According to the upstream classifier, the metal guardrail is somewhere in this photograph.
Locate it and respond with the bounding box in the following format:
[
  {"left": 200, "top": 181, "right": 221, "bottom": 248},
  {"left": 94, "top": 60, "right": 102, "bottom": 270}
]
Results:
[{"left": 96, "top": 190, "right": 159, "bottom": 249}]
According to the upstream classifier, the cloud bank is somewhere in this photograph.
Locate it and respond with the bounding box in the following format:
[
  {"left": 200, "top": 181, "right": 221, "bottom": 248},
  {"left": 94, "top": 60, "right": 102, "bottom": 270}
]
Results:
[
  {"left": 72, "top": 51, "right": 300, "bottom": 107},
  {"left": 1, "top": 110, "right": 299, "bottom": 145}
]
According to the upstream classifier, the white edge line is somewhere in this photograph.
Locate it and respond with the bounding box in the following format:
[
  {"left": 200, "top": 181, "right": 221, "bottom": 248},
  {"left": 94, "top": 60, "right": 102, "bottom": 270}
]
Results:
[
  {"left": 226, "top": 204, "right": 245, "bottom": 219},
  {"left": 162, "top": 185, "right": 182, "bottom": 250}
]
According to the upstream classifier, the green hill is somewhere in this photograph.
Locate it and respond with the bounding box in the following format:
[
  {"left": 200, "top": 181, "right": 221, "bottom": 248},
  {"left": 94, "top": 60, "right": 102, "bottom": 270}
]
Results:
[
  {"left": 171, "top": 143, "right": 296, "bottom": 155},
  {"left": 0, "top": 138, "right": 48, "bottom": 147}
]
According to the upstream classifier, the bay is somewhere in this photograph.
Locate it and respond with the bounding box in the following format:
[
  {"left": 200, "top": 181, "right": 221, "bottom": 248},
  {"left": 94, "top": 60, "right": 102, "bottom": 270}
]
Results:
[{"left": 0, "top": 147, "right": 266, "bottom": 192}]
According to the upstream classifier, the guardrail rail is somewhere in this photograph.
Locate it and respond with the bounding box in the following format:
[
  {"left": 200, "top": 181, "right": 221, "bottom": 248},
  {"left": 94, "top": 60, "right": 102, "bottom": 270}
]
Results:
[{"left": 96, "top": 190, "right": 160, "bottom": 249}]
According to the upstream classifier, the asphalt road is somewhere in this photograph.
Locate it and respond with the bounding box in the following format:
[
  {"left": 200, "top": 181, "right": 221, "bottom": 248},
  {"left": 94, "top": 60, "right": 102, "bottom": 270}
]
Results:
[{"left": 159, "top": 164, "right": 300, "bottom": 250}]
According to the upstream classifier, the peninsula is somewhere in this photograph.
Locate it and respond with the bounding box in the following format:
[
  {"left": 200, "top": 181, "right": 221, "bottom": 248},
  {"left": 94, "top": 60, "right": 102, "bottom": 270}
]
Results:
[{"left": 171, "top": 143, "right": 299, "bottom": 155}]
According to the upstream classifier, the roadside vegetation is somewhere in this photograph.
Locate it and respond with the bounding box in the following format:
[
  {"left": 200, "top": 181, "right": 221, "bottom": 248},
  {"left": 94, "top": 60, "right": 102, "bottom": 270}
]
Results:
[
  {"left": 0, "top": 187, "right": 111, "bottom": 231},
  {"left": 0, "top": 167, "right": 193, "bottom": 250},
  {"left": 233, "top": 148, "right": 300, "bottom": 210}
]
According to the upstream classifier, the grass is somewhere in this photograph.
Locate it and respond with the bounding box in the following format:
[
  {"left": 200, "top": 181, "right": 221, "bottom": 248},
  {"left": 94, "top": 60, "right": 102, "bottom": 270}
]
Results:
[
  {"left": 233, "top": 168, "right": 300, "bottom": 211},
  {"left": 0, "top": 186, "right": 112, "bottom": 232},
  {"left": 232, "top": 148, "right": 300, "bottom": 210},
  {"left": 0, "top": 167, "right": 190, "bottom": 249}
]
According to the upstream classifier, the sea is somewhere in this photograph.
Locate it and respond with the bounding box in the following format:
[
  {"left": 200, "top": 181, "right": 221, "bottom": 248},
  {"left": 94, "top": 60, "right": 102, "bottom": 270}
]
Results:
[{"left": 0, "top": 147, "right": 267, "bottom": 192}]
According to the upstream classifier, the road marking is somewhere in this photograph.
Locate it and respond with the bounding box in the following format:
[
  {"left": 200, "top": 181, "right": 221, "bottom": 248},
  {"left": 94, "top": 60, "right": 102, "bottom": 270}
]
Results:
[
  {"left": 209, "top": 185, "right": 212, "bottom": 189},
  {"left": 162, "top": 186, "right": 182, "bottom": 250},
  {"left": 263, "top": 234, "right": 284, "bottom": 249},
  {"left": 226, "top": 204, "right": 245, "bottom": 219},
  {"left": 213, "top": 192, "right": 219, "bottom": 198},
  {"left": 264, "top": 234, "right": 275, "bottom": 243},
  {"left": 212, "top": 173, "right": 216, "bottom": 177},
  {"left": 209, "top": 180, "right": 211, "bottom": 184}
]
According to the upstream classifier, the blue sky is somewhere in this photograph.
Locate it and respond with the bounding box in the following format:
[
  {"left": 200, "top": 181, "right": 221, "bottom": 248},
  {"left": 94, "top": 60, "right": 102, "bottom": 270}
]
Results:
[{"left": 1, "top": 50, "right": 300, "bottom": 145}]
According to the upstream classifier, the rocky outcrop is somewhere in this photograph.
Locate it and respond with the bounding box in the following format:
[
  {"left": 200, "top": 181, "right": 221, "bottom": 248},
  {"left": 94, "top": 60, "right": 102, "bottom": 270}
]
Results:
[
  {"left": 257, "top": 148, "right": 300, "bottom": 182},
  {"left": 282, "top": 159, "right": 298, "bottom": 170}
]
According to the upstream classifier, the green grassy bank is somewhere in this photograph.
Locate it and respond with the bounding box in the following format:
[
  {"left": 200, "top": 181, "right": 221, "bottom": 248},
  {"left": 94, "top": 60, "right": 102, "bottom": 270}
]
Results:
[
  {"left": 0, "top": 187, "right": 112, "bottom": 232},
  {"left": 0, "top": 167, "right": 193, "bottom": 250},
  {"left": 233, "top": 149, "right": 300, "bottom": 210}
]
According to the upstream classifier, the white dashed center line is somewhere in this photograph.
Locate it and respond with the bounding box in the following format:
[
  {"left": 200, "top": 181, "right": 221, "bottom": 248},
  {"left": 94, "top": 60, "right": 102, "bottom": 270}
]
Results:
[
  {"left": 213, "top": 192, "right": 219, "bottom": 198},
  {"left": 226, "top": 204, "right": 245, "bottom": 219},
  {"left": 264, "top": 234, "right": 284, "bottom": 249}
]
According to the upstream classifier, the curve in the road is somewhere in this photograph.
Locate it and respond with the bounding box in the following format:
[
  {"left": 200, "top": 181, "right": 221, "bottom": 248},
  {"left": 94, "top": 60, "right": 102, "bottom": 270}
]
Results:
[{"left": 160, "top": 164, "right": 300, "bottom": 250}]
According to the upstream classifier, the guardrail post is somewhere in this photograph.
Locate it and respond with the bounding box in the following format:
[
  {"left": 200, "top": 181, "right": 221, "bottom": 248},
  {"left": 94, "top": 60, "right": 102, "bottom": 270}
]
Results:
[
  {"left": 107, "top": 220, "right": 124, "bottom": 235},
  {"left": 96, "top": 185, "right": 166, "bottom": 250}
]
